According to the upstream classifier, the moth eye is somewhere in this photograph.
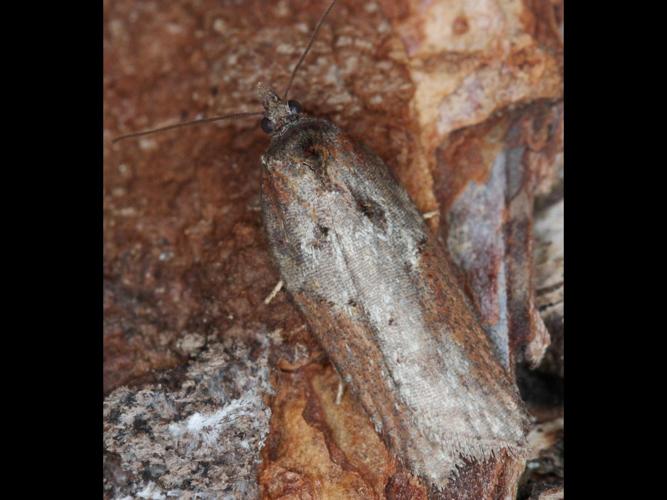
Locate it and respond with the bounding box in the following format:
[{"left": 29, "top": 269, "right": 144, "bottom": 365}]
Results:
[
  {"left": 260, "top": 117, "right": 274, "bottom": 134},
  {"left": 288, "top": 100, "right": 302, "bottom": 114}
]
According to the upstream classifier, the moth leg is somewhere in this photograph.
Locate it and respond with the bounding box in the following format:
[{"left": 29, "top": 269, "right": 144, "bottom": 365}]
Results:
[
  {"left": 264, "top": 280, "right": 284, "bottom": 305},
  {"left": 335, "top": 377, "right": 345, "bottom": 405}
]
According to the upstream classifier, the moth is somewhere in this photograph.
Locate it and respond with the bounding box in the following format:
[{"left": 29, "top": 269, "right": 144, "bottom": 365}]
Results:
[{"left": 114, "top": 0, "right": 529, "bottom": 491}]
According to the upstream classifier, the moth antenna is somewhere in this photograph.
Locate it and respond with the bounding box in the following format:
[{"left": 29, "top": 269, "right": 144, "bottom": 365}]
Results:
[
  {"left": 112, "top": 111, "right": 264, "bottom": 144},
  {"left": 282, "top": 0, "right": 338, "bottom": 100}
]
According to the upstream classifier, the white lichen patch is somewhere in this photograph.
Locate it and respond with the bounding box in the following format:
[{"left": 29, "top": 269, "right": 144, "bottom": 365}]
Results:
[
  {"left": 168, "top": 396, "right": 261, "bottom": 446},
  {"left": 104, "top": 337, "right": 272, "bottom": 499}
]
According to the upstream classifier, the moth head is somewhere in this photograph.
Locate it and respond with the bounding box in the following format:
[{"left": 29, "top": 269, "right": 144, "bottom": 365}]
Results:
[{"left": 258, "top": 82, "right": 303, "bottom": 135}]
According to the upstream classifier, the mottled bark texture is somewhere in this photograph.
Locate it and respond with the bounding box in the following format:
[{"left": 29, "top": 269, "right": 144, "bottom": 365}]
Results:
[
  {"left": 103, "top": 337, "right": 273, "bottom": 499},
  {"left": 104, "top": 0, "right": 562, "bottom": 498}
]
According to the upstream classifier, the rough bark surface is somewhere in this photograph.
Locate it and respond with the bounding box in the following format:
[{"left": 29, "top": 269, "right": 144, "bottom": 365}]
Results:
[
  {"left": 103, "top": 337, "right": 273, "bottom": 499},
  {"left": 104, "top": 0, "right": 563, "bottom": 498}
]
